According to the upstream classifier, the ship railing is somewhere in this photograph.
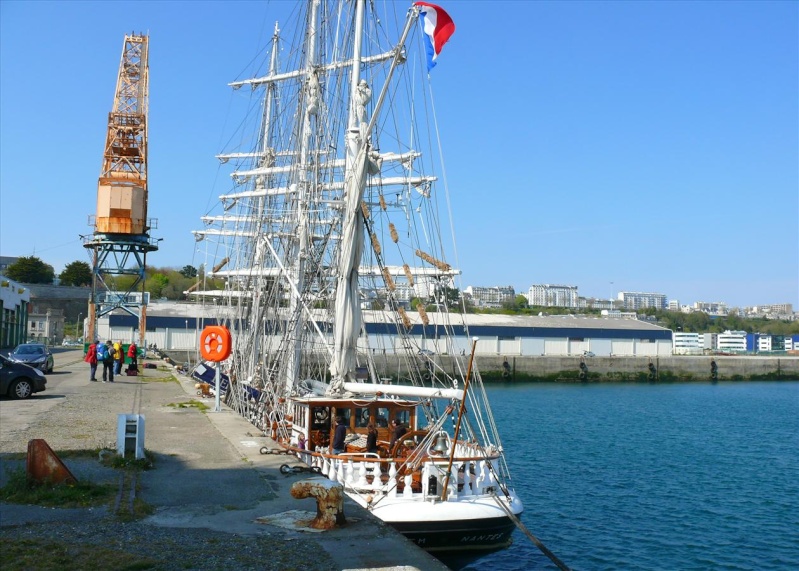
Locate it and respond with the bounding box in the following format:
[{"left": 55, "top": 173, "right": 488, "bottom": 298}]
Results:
[{"left": 306, "top": 451, "right": 500, "bottom": 501}]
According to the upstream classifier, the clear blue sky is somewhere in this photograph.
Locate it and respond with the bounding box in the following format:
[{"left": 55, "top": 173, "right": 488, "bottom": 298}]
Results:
[{"left": 1, "top": 1, "right": 796, "bottom": 308}]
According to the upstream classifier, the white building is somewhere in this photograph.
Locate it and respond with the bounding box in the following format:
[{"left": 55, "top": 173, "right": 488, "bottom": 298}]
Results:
[
  {"left": 672, "top": 331, "right": 702, "bottom": 355},
  {"left": 617, "top": 291, "right": 667, "bottom": 310},
  {"left": 27, "top": 305, "right": 65, "bottom": 345},
  {"left": 757, "top": 336, "right": 773, "bottom": 352},
  {"left": 527, "top": 284, "right": 578, "bottom": 308},
  {"left": 716, "top": 330, "right": 747, "bottom": 353},
  {"left": 693, "top": 301, "right": 729, "bottom": 316},
  {"left": 464, "top": 286, "right": 515, "bottom": 308}
]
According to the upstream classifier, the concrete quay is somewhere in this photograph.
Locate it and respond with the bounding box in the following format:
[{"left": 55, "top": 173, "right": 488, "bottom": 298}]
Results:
[
  {"left": 161, "top": 350, "right": 799, "bottom": 383},
  {"left": 0, "top": 348, "right": 449, "bottom": 571}
]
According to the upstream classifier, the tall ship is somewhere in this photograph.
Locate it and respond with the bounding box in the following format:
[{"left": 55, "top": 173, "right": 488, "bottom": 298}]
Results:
[{"left": 191, "top": 0, "right": 524, "bottom": 553}]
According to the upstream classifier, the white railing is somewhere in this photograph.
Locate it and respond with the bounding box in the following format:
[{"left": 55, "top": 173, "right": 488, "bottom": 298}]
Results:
[{"left": 302, "top": 448, "right": 500, "bottom": 501}]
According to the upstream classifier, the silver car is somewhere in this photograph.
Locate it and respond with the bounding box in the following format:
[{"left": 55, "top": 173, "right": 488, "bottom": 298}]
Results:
[{"left": 9, "top": 343, "right": 54, "bottom": 373}]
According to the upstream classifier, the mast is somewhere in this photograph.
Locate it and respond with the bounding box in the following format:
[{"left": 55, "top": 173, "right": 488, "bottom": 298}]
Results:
[
  {"left": 250, "top": 21, "right": 281, "bottom": 369},
  {"left": 328, "top": 1, "right": 418, "bottom": 394},
  {"left": 285, "top": 0, "right": 321, "bottom": 395},
  {"left": 328, "top": 0, "right": 368, "bottom": 393}
]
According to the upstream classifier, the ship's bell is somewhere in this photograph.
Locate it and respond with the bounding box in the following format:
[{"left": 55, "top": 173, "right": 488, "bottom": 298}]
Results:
[{"left": 432, "top": 433, "right": 449, "bottom": 454}]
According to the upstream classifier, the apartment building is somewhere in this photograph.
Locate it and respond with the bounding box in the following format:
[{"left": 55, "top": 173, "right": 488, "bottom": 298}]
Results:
[
  {"left": 464, "top": 285, "right": 515, "bottom": 308},
  {"left": 617, "top": 291, "right": 667, "bottom": 310},
  {"left": 527, "top": 284, "right": 578, "bottom": 308}
]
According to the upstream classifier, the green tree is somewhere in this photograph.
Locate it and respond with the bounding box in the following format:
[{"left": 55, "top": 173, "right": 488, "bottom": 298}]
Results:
[
  {"left": 146, "top": 273, "right": 170, "bottom": 298},
  {"left": 502, "top": 294, "right": 529, "bottom": 311},
  {"left": 179, "top": 265, "right": 198, "bottom": 278},
  {"left": 59, "top": 260, "right": 92, "bottom": 286},
  {"left": 4, "top": 256, "right": 55, "bottom": 284}
]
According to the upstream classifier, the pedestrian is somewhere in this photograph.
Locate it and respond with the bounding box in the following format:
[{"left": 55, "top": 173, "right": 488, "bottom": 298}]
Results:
[
  {"left": 389, "top": 418, "right": 407, "bottom": 452},
  {"left": 127, "top": 342, "right": 138, "bottom": 369},
  {"left": 85, "top": 341, "right": 98, "bottom": 382},
  {"left": 99, "top": 340, "right": 115, "bottom": 383},
  {"left": 366, "top": 424, "right": 378, "bottom": 454},
  {"left": 332, "top": 416, "right": 348, "bottom": 454},
  {"left": 113, "top": 340, "right": 124, "bottom": 375}
]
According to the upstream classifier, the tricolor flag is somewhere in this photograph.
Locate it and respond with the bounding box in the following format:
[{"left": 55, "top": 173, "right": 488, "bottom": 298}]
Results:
[{"left": 415, "top": 2, "right": 455, "bottom": 72}]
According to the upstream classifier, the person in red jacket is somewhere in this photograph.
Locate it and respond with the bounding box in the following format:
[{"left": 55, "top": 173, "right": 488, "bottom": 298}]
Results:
[
  {"left": 84, "top": 341, "right": 98, "bottom": 382},
  {"left": 127, "top": 342, "right": 138, "bottom": 369}
]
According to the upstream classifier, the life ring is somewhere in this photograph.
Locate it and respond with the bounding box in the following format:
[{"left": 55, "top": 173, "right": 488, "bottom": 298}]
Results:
[
  {"left": 361, "top": 409, "right": 371, "bottom": 423},
  {"left": 199, "top": 326, "right": 232, "bottom": 362},
  {"left": 314, "top": 408, "right": 329, "bottom": 423}
]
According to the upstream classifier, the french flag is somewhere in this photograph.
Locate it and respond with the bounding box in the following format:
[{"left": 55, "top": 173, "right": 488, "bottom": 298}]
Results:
[{"left": 415, "top": 2, "right": 455, "bottom": 72}]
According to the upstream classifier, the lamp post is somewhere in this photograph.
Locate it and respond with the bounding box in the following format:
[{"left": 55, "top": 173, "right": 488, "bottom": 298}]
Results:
[{"left": 76, "top": 313, "right": 83, "bottom": 342}]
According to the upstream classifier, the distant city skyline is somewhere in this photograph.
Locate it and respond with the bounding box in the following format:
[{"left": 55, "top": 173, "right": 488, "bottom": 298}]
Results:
[{"left": 465, "top": 281, "right": 793, "bottom": 311}]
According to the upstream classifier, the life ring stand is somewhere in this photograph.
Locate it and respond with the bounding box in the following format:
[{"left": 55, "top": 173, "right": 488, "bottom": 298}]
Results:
[{"left": 199, "top": 326, "right": 232, "bottom": 362}]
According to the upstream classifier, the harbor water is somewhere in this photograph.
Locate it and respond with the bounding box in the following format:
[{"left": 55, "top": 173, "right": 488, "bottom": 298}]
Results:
[{"left": 453, "top": 381, "right": 799, "bottom": 570}]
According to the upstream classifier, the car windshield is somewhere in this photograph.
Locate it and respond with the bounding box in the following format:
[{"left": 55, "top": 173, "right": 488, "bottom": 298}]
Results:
[{"left": 16, "top": 345, "right": 44, "bottom": 355}]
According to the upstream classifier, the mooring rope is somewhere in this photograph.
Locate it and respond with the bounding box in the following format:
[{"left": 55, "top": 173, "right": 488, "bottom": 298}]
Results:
[{"left": 492, "top": 493, "right": 572, "bottom": 571}]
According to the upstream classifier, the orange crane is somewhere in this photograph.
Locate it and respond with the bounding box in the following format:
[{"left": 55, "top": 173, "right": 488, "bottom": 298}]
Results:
[{"left": 85, "top": 34, "right": 158, "bottom": 347}]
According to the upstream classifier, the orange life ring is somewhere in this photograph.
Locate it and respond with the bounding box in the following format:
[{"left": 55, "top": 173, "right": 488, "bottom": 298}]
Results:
[{"left": 199, "top": 326, "right": 232, "bottom": 362}]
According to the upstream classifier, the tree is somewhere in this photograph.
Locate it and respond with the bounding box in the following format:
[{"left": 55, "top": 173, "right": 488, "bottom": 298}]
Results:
[
  {"left": 179, "top": 265, "right": 198, "bottom": 278},
  {"left": 59, "top": 260, "right": 92, "bottom": 286},
  {"left": 146, "top": 273, "right": 170, "bottom": 298},
  {"left": 4, "top": 256, "right": 55, "bottom": 284},
  {"left": 502, "top": 294, "right": 528, "bottom": 311}
]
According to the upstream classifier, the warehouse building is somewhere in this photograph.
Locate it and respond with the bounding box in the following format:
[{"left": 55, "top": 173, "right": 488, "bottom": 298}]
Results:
[{"left": 97, "top": 301, "right": 673, "bottom": 358}]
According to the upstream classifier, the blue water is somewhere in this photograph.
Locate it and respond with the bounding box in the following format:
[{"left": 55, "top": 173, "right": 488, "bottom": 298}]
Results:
[{"left": 462, "top": 381, "right": 799, "bottom": 571}]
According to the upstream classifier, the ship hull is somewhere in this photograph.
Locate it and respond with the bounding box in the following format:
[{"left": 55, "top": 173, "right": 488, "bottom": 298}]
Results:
[{"left": 390, "top": 514, "right": 517, "bottom": 552}]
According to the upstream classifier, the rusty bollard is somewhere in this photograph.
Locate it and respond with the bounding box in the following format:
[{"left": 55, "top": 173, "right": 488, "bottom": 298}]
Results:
[
  {"left": 27, "top": 439, "right": 77, "bottom": 485},
  {"left": 290, "top": 477, "right": 346, "bottom": 529}
]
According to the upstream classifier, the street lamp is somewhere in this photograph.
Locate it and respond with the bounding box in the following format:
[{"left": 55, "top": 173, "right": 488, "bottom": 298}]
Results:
[{"left": 76, "top": 313, "right": 83, "bottom": 342}]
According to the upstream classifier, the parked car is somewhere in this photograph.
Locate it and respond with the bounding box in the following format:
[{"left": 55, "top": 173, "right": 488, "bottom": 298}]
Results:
[
  {"left": 418, "top": 349, "right": 435, "bottom": 356},
  {"left": 583, "top": 351, "right": 596, "bottom": 357},
  {"left": 9, "top": 343, "right": 54, "bottom": 373},
  {"left": 0, "top": 354, "right": 47, "bottom": 399}
]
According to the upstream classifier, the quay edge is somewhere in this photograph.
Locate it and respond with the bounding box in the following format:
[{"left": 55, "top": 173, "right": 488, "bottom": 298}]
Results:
[{"left": 161, "top": 352, "right": 799, "bottom": 383}]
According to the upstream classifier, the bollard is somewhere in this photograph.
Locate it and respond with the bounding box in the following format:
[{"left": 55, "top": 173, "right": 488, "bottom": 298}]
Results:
[{"left": 290, "top": 477, "right": 346, "bottom": 529}]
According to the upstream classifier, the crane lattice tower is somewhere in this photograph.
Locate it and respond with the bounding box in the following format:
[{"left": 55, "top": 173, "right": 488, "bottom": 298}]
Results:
[{"left": 84, "top": 34, "right": 158, "bottom": 346}]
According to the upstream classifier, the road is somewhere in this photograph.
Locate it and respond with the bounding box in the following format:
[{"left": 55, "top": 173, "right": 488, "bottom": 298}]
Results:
[{"left": 0, "top": 348, "right": 87, "bottom": 452}]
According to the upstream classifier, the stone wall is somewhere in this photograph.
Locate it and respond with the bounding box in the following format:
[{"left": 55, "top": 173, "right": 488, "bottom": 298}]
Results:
[{"left": 161, "top": 351, "right": 799, "bottom": 383}]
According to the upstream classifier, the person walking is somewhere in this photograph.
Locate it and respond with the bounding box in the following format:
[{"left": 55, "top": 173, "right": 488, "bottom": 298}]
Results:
[
  {"left": 100, "top": 340, "right": 115, "bottom": 383},
  {"left": 85, "top": 341, "right": 98, "bottom": 382},
  {"left": 113, "top": 340, "right": 124, "bottom": 375}
]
